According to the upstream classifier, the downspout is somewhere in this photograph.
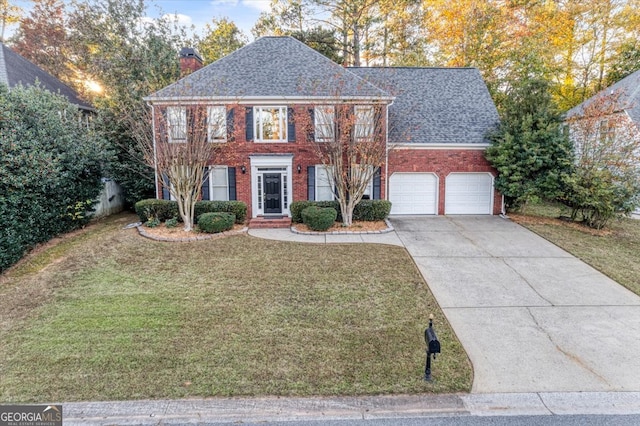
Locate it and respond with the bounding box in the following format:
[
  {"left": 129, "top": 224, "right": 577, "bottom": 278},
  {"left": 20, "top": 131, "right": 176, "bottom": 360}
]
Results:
[
  {"left": 148, "top": 102, "right": 159, "bottom": 200},
  {"left": 385, "top": 99, "right": 394, "bottom": 202}
]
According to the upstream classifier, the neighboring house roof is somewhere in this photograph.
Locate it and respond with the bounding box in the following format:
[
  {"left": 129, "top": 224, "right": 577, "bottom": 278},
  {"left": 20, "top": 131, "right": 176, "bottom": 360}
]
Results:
[
  {"left": 349, "top": 67, "right": 499, "bottom": 144},
  {"left": 0, "top": 42, "right": 93, "bottom": 111},
  {"left": 565, "top": 69, "right": 640, "bottom": 126},
  {"left": 146, "top": 36, "right": 391, "bottom": 101}
]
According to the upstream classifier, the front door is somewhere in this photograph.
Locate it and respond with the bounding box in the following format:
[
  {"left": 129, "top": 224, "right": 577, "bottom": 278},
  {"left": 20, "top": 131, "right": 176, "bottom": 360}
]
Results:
[{"left": 264, "top": 173, "right": 282, "bottom": 214}]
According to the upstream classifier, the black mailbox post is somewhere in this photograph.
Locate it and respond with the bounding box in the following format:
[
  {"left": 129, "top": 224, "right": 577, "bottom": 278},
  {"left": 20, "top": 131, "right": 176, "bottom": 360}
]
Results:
[{"left": 424, "top": 314, "right": 441, "bottom": 381}]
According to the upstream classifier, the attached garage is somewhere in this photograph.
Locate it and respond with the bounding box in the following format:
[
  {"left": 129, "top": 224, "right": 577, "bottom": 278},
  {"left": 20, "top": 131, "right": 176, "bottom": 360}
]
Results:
[
  {"left": 389, "top": 173, "right": 438, "bottom": 215},
  {"left": 445, "top": 173, "right": 494, "bottom": 215}
]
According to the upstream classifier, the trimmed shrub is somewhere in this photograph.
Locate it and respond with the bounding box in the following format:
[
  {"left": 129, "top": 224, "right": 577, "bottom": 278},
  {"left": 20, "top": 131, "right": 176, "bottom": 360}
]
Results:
[
  {"left": 291, "top": 200, "right": 391, "bottom": 223},
  {"left": 165, "top": 217, "right": 179, "bottom": 228},
  {"left": 134, "top": 199, "right": 179, "bottom": 222},
  {"left": 291, "top": 200, "right": 339, "bottom": 223},
  {"left": 353, "top": 200, "right": 392, "bottom": 221},
  {"left": 198, "top": 212, "right": 235, "bottom": 233},
  {"left": 301, "top": 206, "right": 337, "bottom": 231},
  {"left": 194, "top": 201, "right": 247, "bottom": 224}
]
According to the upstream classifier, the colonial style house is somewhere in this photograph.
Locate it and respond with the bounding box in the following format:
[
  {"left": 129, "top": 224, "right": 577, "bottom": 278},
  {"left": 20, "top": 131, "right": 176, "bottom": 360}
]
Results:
[{"left": 145, "top": 36, "right": 501, "bottom": 223}]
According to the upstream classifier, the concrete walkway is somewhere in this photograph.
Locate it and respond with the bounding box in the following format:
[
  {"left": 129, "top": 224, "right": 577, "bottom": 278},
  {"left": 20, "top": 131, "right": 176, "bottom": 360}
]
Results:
[{"left": 252, "top": 216, "right": 640, "bottom": 393}]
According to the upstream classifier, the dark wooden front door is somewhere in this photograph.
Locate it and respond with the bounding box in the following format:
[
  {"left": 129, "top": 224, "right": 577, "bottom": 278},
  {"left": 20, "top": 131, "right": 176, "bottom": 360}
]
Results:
[{"left": 264, "top": 173, "right": 282, "bottom": 214}]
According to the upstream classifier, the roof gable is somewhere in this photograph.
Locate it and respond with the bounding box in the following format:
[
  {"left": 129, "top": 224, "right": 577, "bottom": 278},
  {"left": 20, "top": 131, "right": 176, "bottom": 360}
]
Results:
[
  {"left": 565, "top": 69, "right": 640, "bottom": 126},
  {"left": 147, "top": 36, "right": 390, "bottom": 101},
  {"left": 349, "top": 67, "right": 499, "bottom": 144},
  {"left": 0, "top": 43, "right": 93, "bottom": 111}
]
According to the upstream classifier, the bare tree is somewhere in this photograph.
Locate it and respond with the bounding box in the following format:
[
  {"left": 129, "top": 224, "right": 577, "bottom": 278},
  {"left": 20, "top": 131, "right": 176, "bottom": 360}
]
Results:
[
  {"left": 131, "top": 102, "right": 231, "bottom": 231},
  {"left": 565, "top": 89, "right": 640, "bottom": 228},
  {"left": 300, "top": 101, "right": 389, "bottom": 226}
]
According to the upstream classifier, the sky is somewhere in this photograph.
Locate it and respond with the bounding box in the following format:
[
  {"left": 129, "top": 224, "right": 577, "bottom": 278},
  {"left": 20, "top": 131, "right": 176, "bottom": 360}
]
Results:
[
  {"left": 151, "top": 0, "right": 269, "bottom": 39},
  {"left": 6, "top": 0, "right": 269, "bottom": 41}
]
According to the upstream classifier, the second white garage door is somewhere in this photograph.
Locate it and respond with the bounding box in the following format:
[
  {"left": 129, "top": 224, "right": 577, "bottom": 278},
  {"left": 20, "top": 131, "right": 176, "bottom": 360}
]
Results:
[
  {"left": 389, "top": 173, "right": 437, "bottom": 215},
  {"left": 445, "top": 173, "right": 494, "bottom": 215}
]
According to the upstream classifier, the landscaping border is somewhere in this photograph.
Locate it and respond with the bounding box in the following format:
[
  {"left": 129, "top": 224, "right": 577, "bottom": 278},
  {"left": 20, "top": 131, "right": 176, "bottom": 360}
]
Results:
[
  {"left": 136, "top": 225, "right": 248, "bottom": 242},
  {"left": 291, "top": 219, "right": 394, "bottom": 235}
]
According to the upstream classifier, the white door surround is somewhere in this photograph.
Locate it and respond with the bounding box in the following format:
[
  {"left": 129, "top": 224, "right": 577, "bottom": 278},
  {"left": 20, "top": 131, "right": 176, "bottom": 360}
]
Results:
[{"left": 249, "top": 155, "right": 293, "bottom": 218}]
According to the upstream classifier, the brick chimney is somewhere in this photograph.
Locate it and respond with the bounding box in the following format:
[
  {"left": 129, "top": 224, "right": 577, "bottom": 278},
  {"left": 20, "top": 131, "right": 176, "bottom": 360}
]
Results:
[{"left": 179, "top": 47, "right": 203, "bottom": 76}]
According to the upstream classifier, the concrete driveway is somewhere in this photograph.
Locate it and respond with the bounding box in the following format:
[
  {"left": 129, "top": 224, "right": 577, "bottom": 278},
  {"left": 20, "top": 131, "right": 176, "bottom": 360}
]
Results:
[{"left": 391, "top": 215, "right": 640, "bottom": 393}]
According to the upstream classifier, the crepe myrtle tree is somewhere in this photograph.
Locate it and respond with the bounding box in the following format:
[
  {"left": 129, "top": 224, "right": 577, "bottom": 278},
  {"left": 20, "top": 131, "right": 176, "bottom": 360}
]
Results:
[
  {"left": 300, "top": 102, "right": 389, "bottom": 226},
  {"left": 563, "top": 90, "right": 640, "bottom": 229},
  {"left": 132, "top": 102, "right": 232, "bottom": 231}
]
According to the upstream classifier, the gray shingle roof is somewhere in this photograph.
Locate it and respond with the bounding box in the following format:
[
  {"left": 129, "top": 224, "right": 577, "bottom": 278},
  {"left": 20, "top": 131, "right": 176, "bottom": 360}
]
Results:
[
  {"left": 0, "top": 43, "right": 93, "bottom": 111},
  {"left": 565, "top": 69, "right": 640, "bottom": 126},
  {"left": 349, "top": 67, "right": 499, "bottom": 144},
  {"left": 147, "top": 36, "right": 390, "bottom": 101}
]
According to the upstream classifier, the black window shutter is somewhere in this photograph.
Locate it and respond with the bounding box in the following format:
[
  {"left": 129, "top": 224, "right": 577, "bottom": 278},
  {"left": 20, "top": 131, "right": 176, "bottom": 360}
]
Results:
[
  {"left": 307, "top": 166, "right": 315, "bottom": 200},
  {"left": 162, "top": 174, "right": 170, "bottom": 200},
  {"left": 373, "top": 167, "right": 381, "bottom": 200},
  {"left": 201, "top": 167, "right": 210, "bottom": 200},
  {"left": 245, "top": 107, "right": 253, "bottom": 141},
  {"left": 287, "top": 107, "right": 295, "bottom": 142},
  {"left": 228, "top": 167, "right": 237, "bottom": 200},
  {"left": 308, "top": 108, "right": 315, "bottom": 142},
  {"left": 374, "top": 105, "right": 383, "bottom": 139},
  {"left": 226, "top": 108, "right": 235, "bottom": 141}
]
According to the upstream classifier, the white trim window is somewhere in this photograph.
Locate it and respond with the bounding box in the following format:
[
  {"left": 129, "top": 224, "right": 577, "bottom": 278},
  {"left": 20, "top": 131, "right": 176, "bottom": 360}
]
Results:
[
  {"left": 208, "top": 106, "right": 227, "bottom": 142},
  {"left": 353, "top": 164, "right": 374, "bottom": 199},
  {"left": 167, "top": 106, "right": 187, "bottom": 143},
  {"left": 354, "top": 105, "right": 375, "bottom": 142},
  {"left": 209, "top": 166, "right": 229, "bottom": 201},
  {"left": 254, "top": 106, "right": 287, "bottom": 142},
  {"left": 315, "top": 105, "right": 335, "bottom": 142},
  {"left": 315, "top": 165, "right": 335, "bottom": 201}
]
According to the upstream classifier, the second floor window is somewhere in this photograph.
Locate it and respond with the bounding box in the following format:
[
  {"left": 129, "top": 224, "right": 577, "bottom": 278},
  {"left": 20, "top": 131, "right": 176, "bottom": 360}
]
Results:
[
  {"left": 255, "top": 106, "right": 287, "bottom": 142},
  {"left": 208, "top": 106, "right": 227, "bottom": 142},
  {"left": 167, "top": 106, "right": 187, "bottom": 143},
  {"left": 354, "top": 105, "right": 375, "bottom": 141},
  {"left": 315, "top": 106, "right": 335, "bottom": 142}
]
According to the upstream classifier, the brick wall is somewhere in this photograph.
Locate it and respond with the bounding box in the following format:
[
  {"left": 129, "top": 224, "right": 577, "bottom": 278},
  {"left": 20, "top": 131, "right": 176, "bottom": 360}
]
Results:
[
  {"left": 388, "top": 148, "right": 502, "bottom": 215},
  {"left": 153, "top": 105, "right": 501, "bottom": 217}
]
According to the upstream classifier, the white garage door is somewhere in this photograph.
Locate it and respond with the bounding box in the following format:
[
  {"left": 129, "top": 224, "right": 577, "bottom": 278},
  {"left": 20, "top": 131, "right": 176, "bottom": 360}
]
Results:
[
  {"left": 389, "top": 173, "right": 437, "bottom": 215},
  {"left": 445, "top": 173, "right": 494, "bottom": 215}
]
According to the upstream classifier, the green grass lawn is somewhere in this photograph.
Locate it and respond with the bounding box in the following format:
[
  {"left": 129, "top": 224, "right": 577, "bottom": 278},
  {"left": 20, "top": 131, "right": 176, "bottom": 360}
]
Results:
[
  {"left": 512, "top": 203, "right": 640, "bottom": 296},
  {"left": 0, "top": 214, "right": 471, "bottom": 402}
]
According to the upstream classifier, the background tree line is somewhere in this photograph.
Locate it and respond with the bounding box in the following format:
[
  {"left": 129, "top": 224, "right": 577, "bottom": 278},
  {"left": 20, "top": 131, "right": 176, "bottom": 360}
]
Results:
[{"left": 1, "top": 0, "right": 638, "bottom": 258}]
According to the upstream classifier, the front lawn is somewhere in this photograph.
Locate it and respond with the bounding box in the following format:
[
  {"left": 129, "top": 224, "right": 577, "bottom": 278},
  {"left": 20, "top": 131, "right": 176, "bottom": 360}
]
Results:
[
  {"left": 511, "top": 203, "right": 640, "bottom": 296},
  {"left": 0, "top": 214, "right": 471, "bottom": 402}
]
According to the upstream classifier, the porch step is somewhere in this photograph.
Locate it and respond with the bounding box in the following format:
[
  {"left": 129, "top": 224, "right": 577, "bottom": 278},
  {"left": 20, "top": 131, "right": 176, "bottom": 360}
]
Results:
[{"left": 248, "top": 217, "right": 292, "bottom": 229}]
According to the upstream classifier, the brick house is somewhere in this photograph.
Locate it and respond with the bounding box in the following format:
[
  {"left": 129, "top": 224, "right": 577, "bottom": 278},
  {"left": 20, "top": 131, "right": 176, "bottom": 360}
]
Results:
[{"left": 145, "top": 37, "right": 501, "bottom": 222}]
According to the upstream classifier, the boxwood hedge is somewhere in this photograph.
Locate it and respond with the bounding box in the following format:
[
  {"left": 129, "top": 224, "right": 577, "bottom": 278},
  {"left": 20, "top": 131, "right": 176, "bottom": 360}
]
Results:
[{"left": 290, "top": 200, "right": 391, "bottom": 223}]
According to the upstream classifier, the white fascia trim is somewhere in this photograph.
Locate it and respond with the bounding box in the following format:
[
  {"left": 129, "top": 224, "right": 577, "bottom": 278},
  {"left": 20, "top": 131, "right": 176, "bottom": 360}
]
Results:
[
  {"left": 144, "top": 95, "right": 395, "bottom": 105},
  {"left": 392, "top": 143, "right": 490, "bottom": 150}
]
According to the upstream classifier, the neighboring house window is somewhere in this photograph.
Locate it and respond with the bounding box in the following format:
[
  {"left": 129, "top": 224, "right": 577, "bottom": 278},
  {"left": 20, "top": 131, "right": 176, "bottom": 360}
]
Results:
[
  {"left": 598, "top": 118, "right": 615, "bottom": 143},
  {"left": 315, "top": 165, "right": 335, "bottom": 201},
  {"left": 167, "top": 106, "right": 187, "bottom": 143},
  {"left": 208, "top": 106, "right": 227, "bottom": 142},
  {"left": 209, "top": 166, "right": 229, "bottom": 201},
  {"left": 315, "top": 105, "right": 335, "bottom": 142},
  {"left": 254, "top": 106, "right": 287, "bottom": 142},
  {"left": 354, "top": 105, "right": 375, "bottom": 141}
]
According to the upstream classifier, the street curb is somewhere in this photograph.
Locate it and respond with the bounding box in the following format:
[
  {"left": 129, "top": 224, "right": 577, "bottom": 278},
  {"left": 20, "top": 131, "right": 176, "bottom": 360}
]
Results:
[{"left": 59, "top": 392, "right": 640, "bottom": 425}]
